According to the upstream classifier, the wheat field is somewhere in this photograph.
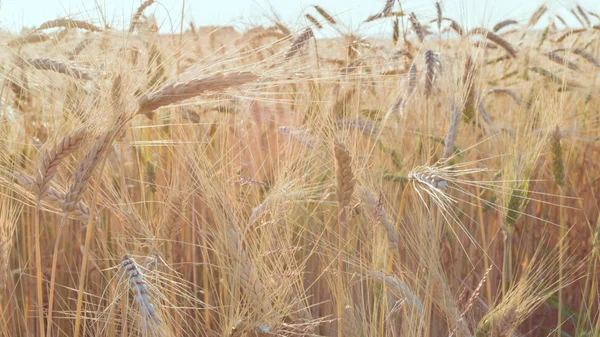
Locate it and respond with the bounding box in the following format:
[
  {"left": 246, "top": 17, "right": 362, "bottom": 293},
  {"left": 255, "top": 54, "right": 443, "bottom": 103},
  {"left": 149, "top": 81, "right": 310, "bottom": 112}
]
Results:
[{"left": 0, "top": 1, "right": 599, "bottom": 336}]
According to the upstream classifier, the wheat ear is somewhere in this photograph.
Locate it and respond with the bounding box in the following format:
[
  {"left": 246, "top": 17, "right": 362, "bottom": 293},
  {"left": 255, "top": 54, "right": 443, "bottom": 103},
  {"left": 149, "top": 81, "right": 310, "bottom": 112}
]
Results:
[
  {"left": 305, "top": 14, "right": 322, "bottom": 29},
  {"left": 424, "top": 50, "right": 436, "bottom": 97},
  {"left": 528, "top": 4, "right": 547, "bottom": 26},
  {"left": 409, "top": 13, "right": 425, "bottom": 42},
  {"left": 493, "top": 19, "right": 518, "bottom": 32},
  {"left": 313, "top": 5, "right": 337, "bottom": 25},
  {"left": 469, "top": 28, "right": 517, "bottom": 58},
  {"left": 284, "top": 28, "right": 314, "bottom": 60},
  {"left": 7, "top": 33, "right": 50, "bottom": 47},
  {"left": 36, "top": 128, "right": 88, "bottom": 197},
  {"left": 121, "top": 255, "right": 161, "bottom": 323},
  {"left": 129, "top": 0, "right": 155, "bottom": 32},
  {"left": 543, "top": 51, "right": 580, "bottom": 71},
  {"left": 37, "top": 18, "right": 103, "bottom": 32},
  {"left": 137, "top": 72, "right": 258, "bottom": 116},
  {"left": 25, "top": 58, "right": 92, "bottom": 80},
  {"left": 443, "top": 103, "right": 462, "bottom": 160}
]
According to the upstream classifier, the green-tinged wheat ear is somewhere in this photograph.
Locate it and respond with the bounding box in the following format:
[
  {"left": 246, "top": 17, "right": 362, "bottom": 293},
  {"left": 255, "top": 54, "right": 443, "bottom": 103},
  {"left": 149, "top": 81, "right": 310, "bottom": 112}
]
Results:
[
  {"left": 505, "top": 181, "right": 529, "bottom": 229},
  {"left": 475, "top": 306, "right": 518, "bottom": 337},
  {"left": 334, "top": 141, "right": 356, "bottom": 211},
  {"left": 550, "top": 126, "right": 565, "bottom": 188},
  {"left": 462, "top": 56, "right": 476, "bottom": 123}
]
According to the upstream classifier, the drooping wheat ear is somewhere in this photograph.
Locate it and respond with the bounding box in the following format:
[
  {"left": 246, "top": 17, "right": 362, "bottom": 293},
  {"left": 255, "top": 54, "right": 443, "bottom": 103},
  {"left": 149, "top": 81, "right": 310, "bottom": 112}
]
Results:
[
  {"left": 305, "top": 14, "right": 322, "bottom": 29},
  {"left": 37, "top": 18, "right": 103, "bottom": 32},
  {"left": 7, "top": 33, "right": 50, "bottom": 47},
  {"left": 435, "top": 2, "right": 442, "bottom": 31},
  {"left": 334, "top": 141, "right": 356, "bottom": 212},
  {"left": 409, "top": 13, "right": 425, "bottom": 42},
  {"left": 555, "top": 28, "right": 587, "bottom": 42},
  {"left": 445, "top": 18, "right": 464, "bottom": 36},
  {"left": 475, "top": 306, "right": 518, "bottom": 337},
  {"left": 15, "top": 173, "right": 96, "bottom": 224},
  {"left": 137, "top": 72, "right": 258, "bottom": 116},
  {"left": 424, "top": 50, "right": 436, "bottom": 97},
  {"left": 577, "top": 5, "right": 591, "bottom": 26},
  {"left": 493, "top": 19, "right": 518, "bottom": 32},
  {"left": 160, "top": 195, "right": 184, "bottom": 240},
  {"left": 67, "top": 37, "right": 94, "bottom": 60},
  {"left": 550, "top": 125, "right": 565, "bottom": 188},
  {"left": 359, "top": 188, "right": 398, "bottom": 252},
  {"left": 284, "top": 28, "right": 314, "bottom": 60},
  {"left": 367, "top": 271, "right": 423, "bottom": 315},
  {"left": 313, "top": 5, "right": 337, "bottom": 25},
  {"left": 129, "top": 0, "right": 155, "bottom": 32},
  {"left": 63, "top": 122, "right": 127, "bottom": 213},
  {"left": 469, "top": 28, "right": 517, "bottom": 58},
  {"left": 554, "top": 48, "right": 600, "bottom": 68},
  {"left": 484, "top": 88, "right": 523, "bottom": 106},
  {"left": 25, "top": 58, "right": 92, "bottom": 81},
  {"left": 528, "top": 4, "right": 547, "bottom": 27},
  {"left": 543, "top": 51, "right": 580, "bottom": 71},
  {"left": 121, "top": 255, "right": 161, "bottom": 324},
  {"left": 443, "top": 103, "right": 462, "bottom": 160},
  {"left": 35, "top": 127, "right": 88, "bottom": 197},
  {"left": 462, "top": 56, "right": 476, "bottom": 123}
]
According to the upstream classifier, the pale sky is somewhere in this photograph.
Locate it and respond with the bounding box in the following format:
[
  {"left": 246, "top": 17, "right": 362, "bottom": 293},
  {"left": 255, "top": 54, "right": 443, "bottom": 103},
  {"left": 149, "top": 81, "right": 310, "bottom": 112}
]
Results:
[{"left": 0, "top": 0, "right": 597, "bottom": 34}]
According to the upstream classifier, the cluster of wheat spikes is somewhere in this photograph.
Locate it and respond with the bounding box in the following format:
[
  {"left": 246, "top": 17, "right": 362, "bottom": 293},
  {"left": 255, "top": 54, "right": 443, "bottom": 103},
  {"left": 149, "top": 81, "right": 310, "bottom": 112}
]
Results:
[{"left": 1, "top": 1, "right": 600, "bottom": 336}]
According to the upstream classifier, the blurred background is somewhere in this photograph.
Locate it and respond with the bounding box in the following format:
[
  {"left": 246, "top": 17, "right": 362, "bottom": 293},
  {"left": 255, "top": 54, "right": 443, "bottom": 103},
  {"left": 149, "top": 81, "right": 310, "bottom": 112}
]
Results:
[{"left": 0, "top": 0, "right": 597, "bottom": 34}]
